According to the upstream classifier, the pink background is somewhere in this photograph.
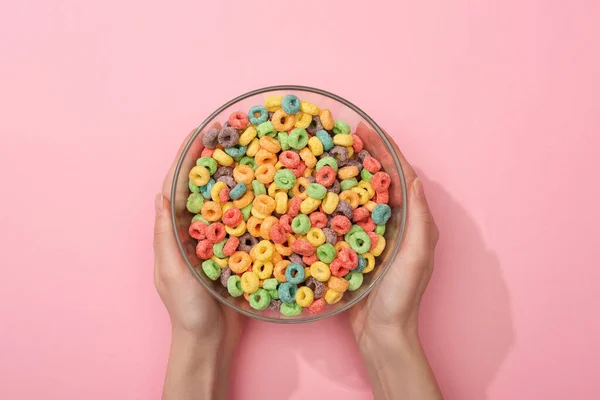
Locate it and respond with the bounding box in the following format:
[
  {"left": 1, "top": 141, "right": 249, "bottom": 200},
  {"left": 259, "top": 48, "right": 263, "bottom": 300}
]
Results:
[{"left": 1, "top": 1, "right": 599, "bottom": 399}]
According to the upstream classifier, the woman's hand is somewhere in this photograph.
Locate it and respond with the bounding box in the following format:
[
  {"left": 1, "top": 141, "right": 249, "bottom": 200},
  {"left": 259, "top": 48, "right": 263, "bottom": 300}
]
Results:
[
  {"left": 154, "top": 129, "right": 243, "bottom": 400},
  {"left": 348, "top": 123, "right": 442, "bottom": 400}
]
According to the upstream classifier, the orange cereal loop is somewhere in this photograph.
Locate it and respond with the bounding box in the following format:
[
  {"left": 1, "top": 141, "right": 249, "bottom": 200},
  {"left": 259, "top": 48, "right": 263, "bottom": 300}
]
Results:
[
  {"left": 246, "top": 216, "right": 264, "bottom": 238},
  {"left": 319, "top": 109, "right": 334, "bottom": 130},
  {"left": 291, "top": 177, "right": 310, "bottom": 200},
  {"left": 260, "top": 216, "right": 278, "bottom": 240},
  {"left": 274, "top": 234, "right": 295, "bottom": 256},
  {"left": 250, "top": 206, "right": 269, "bottom": 219},
  {"left": 233, "top": 165, "right": 255, "bottom": 185},
  {"left": 255, "top": 164, "right": 276, "bottom": 184},
  {"left": 339, "top": 190, "right": 359, "bottom": 208},
  {"left": 201, "top": 201, "right": 222, "bottom": 222},
  {"left": 302, "top": 167, "right": 314, "bottom": 178},
  {"left": 243, "top": 292, "right": 251, "bottom": 301},
  {"left": 328, "top": 276, "right": 349, "bottom": 293},
  {"left": 233, "top": 190, "right": 254, "bottom": 209},
  {"left": 271, "top": 251, "right": 283, "bottom": 265},
  {"left": 253, "top": 194, "right": 276, "bottom": 215},
  {"left": 229, "top": 251, "right": 251, "bottom": 273},
  {"left": 255, "top": 149, "right": 278, "bottom": 165},
  {"left": 271, "top": 109, "right": 296, "bottom": 131},
  {"left": 274, "top": 260, "right": 291, "bottom": 282},
  {"left": 338, "top": 166, "right": 359, "bottom": 180},
  {"left": 259, "top": 136, "right": 282, "bottom": 153},
  {"left": 299, "top": 147, "right": 317, "bottom": 168},
  {"left": 334, "top": 241, "right": 351, "bottom": 252},
  {"left": 249, "top": 246, "right": 258, "bottom": 261}
]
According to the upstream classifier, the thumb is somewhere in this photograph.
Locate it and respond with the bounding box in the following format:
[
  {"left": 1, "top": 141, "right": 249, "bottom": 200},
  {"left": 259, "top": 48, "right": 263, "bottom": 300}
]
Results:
[
  {"left": 403, "top": 178, "right": 439, "bottom": 256},
  {"left": 154, "top": 193, "right": 180, "bottom": 261}
]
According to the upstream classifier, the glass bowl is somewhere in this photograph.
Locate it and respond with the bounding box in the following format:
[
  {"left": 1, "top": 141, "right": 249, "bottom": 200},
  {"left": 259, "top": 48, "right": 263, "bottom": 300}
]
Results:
[{"left": 171, "top": 85, "right": 407, "bottom": 323}]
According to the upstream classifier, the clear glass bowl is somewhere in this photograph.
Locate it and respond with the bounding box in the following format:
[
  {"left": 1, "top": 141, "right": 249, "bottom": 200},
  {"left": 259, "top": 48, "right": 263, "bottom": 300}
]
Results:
[{"left": 171, "top": 85, "right": 407, "bottom": 323}]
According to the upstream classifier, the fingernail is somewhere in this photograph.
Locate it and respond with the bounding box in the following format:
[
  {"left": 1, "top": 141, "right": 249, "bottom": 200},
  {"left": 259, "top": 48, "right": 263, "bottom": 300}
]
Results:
[
  {"left": 155, "top": 193, "right": 164, "bottom": 215},
  {"left": 413, "top": 177, "right": 424, "bottom": 198}
]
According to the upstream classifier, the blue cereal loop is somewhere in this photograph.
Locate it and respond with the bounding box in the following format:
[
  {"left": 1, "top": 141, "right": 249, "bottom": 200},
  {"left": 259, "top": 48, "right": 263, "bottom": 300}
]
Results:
[
  {"left": 316, "top": 130, "right": 334, "bottom": 151},
  {"left": 229, "top": 182, "right": 247, "bottom": 200},
  {"left": 248, "top": 105, "right": 268, "bottom": 125},
  {"left": 372, "top": 204, "right": 392, "bottom": 225},
  {"left": 281, "top": 94, "right": 301, "bottom": 115},
  {"left": 278, "top": 282, "right": 298, "bottom": 303},
  {"left": 285, "top": 263, "right": 305, "bottom": 285},
  {"left": 200, "top": 178, "right": 215, "bottom": 199},
  {"left": 354, "top": 255, "right": 367, "bottom": 272}
]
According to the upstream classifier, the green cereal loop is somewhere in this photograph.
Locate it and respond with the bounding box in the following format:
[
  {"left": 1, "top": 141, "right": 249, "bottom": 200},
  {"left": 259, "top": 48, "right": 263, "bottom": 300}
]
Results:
[
  {"left": 280, "top": 302, "right": 302, "bottom": 316},
  {"left": 268, "top": 289, "right": 279, "bottom": 300},
  {"left": 257, "top": 121, "right": 276, "bottom": 138},
  {"left": 333, "top": 120, "right": 351, "bottom": 135},
  {"left": 201, "top": 260, "right": 221, "bottom": 281},
  {"left": 227, "top": 275, "right": 243, "bottom": 297},
  {"left": 340, "top": 178, "right": 358, "bottom": 191},
  {"left": 263, "top": 278, "right": 279, "bottom": 291},
  {"left": 240, "top": 156, "right": 257, "bottom": 171},
  {"left": 189, "top": 180, "right": 200, "bottom": 194},
  {"left": 360, "top": 168, "right": 373, "bottom": 182},
  {"left": 288, "top": 128, "right": 309, "bottom": 150},
  {"left": 306, "top": 183, "right": 327, "bottom": 200},
  {"left": 274, "top": 169, "right": 297, "bottom": 190},
  {"left": 241, "top": 203, "right": 253, "bottom": 221},
  {"left": 252, "top": 180, "right": 266, "bottom": 195},
  {"left": 196, "top": 157, "right": 217, "bottom": 175},
  {"left": 375, "top": 224, "right": 386, "bottom": 235},
  {"left": 249, "top": 288, "right": 271, "bottom": 310},
  {"left": 278, "top": 131, "right": 290, "bottom": 151},
  {"left": 213, "top": 240, "right": 226, "bottom": 258},
  {"left": 316, "top": 243, "right": 336, "bottom": 263},
  {"left": 345, "top": 272, "right": 364, "bottom": 291},
  {"left": 186, "top": 193, "right": 204, "bottom": 213},
  {"left": 316, "top": 156, "right": 338, "bottom": 172},
  {"left": 192, "top": 214, "right": 209, "bottom": 224},
  {"left": 292, "top": 214, "right": 311, "bottom": 235},
  {"left": 348, "top": 231, "right": 372, "bottom": 254},
  {"left": 345, "top": 224, "right": 365, "bottom": 242}
]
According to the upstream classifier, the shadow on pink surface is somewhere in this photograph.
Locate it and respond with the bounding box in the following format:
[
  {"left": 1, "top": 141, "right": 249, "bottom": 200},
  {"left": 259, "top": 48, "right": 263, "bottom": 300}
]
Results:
[{"left": 418, "top": 173, "right": 515, "bottom": 399}]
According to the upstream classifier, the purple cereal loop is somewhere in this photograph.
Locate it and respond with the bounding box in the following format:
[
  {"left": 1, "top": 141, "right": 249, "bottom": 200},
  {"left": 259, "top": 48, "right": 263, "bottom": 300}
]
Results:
[
  {"left": 202, "top": 128, "right": 219, "bottom": 149},
  {"left": 319, "top": 152, "right": 330, "bottom": 160},
  {"left": 213, "top": 166, "right": 233, "bottom": 180},
  {"left": 305, "top": 277, "right": 325, "bottom": 299},
  {"left": 322, "top": 228, "right": 337, "bottom": 245},
  {"left": 238, "top": 233, "right": 258, "bottom": 252},
  {"left": 218, "top": 127, "right": 240, "bottom": 148},
  {"left": 268, "top": 111, "right": 275, "bottom": 120},
  {"left": 217, "top": 175, "right": 236, "bottom": 189},
  {"left": 356, "top": 150, "right": 371, "bottom": 162},
  {"left": 268, "top": 299, "right": 282, "bottom": 311},
  {"left": 220, "top": 267, "right": 232, "bottom": 287},
  {"left": 334, "top": 201, "right": 353, "bottom": 219},
  {"left": 328, "top": 180, "right": 341, "bottom": 194},
  {"left": 306, "top": 116, "right": 323, "bottom": 135},
  {"left": 330, "top": 146, "right": 349, "bottom": 167},
  {"left": 223, "top": 121, "right": 231, "bottom": 128},
  {"left": 346, "top": 159, "right": 363, "bottom": 172},
  {"left": 288, "top": 253, "right": 306, "bottom": 267},
  {"left": 306, "top": 176, "right": 316, "bottom": 184}
]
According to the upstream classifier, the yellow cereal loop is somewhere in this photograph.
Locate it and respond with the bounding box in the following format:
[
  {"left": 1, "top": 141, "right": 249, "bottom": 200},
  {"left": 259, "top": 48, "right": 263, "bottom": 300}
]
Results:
[
  {"left": 275, "top": 161, "right": 284, "bottom": 170},
  {"left": 275, "top": 192, "right": 288, "bottom": 214},
  {"left": 302, "top": 167, "right": 314, "bottom": 178},
  {"left": 362, "top": 252, "right": 376, "bottom": 273},
  {"left": 338, "top": 166, "right": 359, "bottom": 180},
  {"left": 265, "top": 95, "right": 283, "bottom": 112},
  {"left": 241, "top": 271, "right": 260, "bottom": 294},
  {"left": 233, "top": 190, "right": 254, "bottom": 208},
  {"left": 210, "top": 181, "right": 228, "bottom": 202},
  {"left": 324, "top": 289, "right": 343, "bottom": 305},
  {"left": 233, "top": 165, "right": 255, "bottom": 185},
  {"left": 253, "top": 260, "right": 274, "bottom": 280},
  {"left": 351, "top": 186, "right": 370, "bottom": 205},
  {"left": 333, "top": 134, "right": 354, "bottom": 147},
  {"left": 225, "top": 220, "right": 247, "bottom": 237},
  {"left": 334, "top": 241, "right": 351, "bottom": 252},
  {"left": 268, "top": 182, "right": 288, "bottom": 197},
  {"left": 295, "top": 286, "right": 315, "bottom": 307},
  {"left": 255, "top": 240, "right": 275, "bottom": 261},
  {"left": 300, "top": 101, "right": 320, "bottom": 115},
  {"left": 364, "top": 200, "right": 377, "bottom": 212},
  {"left": 221, "top": 202, "right": 234, "bottom": 213},
  {"left": 189, "top": 165, "right": 210, "bottom": 186},
  {"left": 306, "top": 228, "right": 326, "bottom": 247},
  {"left": 310, "top": 261, "right": 331, "bottom": 282},
  {"left": 321, "top": 192, "right": 339, "bottom": 214},
  {"left": 292, "top": 177, "right": 310, "bottom": 200},
  {"left": 346, "top": 146, "right": 354, "bottom": 158},
  {"left": 307, "top": 136, "right": 324, "bottom": 156},
  {"left": 246, "top": 138, "right": 260, "bottom": 157},
  {"left": 300, "top": 197, "right": 321, "bottom": 214},
  {"left": 303, "top": 267, "right": 311, "bottom": 282},
  {"left": 358, "top": 181, "right": 375, "bottom": 198},
  {"left": 339, "top": 190, "right": 359, "bottom": 208},
  {"left": 239, "top": 126, "right": 257, "bottom": 146},
  {"left": 294, "top": 111, "right": 312, "bottom": 128},
  {"left": 371, "top": 235, "right": 386, "bottom": 257},
  {"left": 211, "top": 256, "right": 228, "bottom": 269},
  {"left": 212, "top": 148, "right": 234, "bottom": 166},
  {"left": 299, "top": 147, "right": 317, "bottom": 168}
]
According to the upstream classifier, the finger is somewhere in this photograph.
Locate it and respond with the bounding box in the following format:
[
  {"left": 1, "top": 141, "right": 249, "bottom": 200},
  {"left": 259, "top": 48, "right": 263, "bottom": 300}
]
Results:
[
  {"left": 154, "top": 193, "right": 187, "bottom": 272},
  {"left": 401, "top": 177, "right": 439, "bottom": 260},
  {"left": 162, "top": 128, "right": 205, "bottom": 200}
]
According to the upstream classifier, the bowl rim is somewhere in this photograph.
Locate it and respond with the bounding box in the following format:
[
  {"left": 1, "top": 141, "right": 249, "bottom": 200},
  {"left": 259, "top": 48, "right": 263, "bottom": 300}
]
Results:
[{"left": 171, "top": 84, "right": 407, "bottom": 323}]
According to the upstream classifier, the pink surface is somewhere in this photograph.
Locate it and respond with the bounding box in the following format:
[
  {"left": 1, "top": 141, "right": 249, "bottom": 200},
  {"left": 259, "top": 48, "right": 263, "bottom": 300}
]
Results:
[{"left": 1, "top": 1, "right": 599, "bottom": 399}]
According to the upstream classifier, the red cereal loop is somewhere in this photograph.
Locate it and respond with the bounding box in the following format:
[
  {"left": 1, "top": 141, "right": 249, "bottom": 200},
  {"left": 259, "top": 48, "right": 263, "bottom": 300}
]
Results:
[
  {"left": 287, "top": 197, "right": 302, "bottom": 218},
  {"left": 189, "top": 221, "right": 208, "bottom": 240},
  {"left": 223, "top": 236, "right": 240, "bottom": 257},
  {"left": 269, "top": 224, "right": 287, "bottom": 244},
  {"left": 330, "top": 258, "right": 350, "bottom": 277},
  {"left": 195, "top": 239, "right": 214, "bottom": 260},
  {"left": 371, "top": 172, "right": 391, "bottom": 192},
  {"left": 351, "top": 134, "right": 364, "bottom": 153},
  {"left": 330, "top": 215, "right": 352, "bottom": 235},
  {"left": 279, "top": 214, "right": 293, "bottom": 233},
  {"left": 352, "top": 207, "right": 370, "bottom": 222},
  {"left": 363, "top": 157, "right": 382, "bottom": 173},
  {"left": 367, "top": 232, "right": 379, "bottom": 251},
  {"left": 303, "top": 253, "right": 318, "bottom": 265},
  {"left": 315, "top": 166, "right": 336, "bottom": 187},
  {"left": 279, "top": 151, "right": 300, "bottom": 168},
  {"left": 357, "top": 217, "right": 376, "bottom": 232},
  {"left": 338, "top": 248, "right": 358, "bottom": 269},
  {"left": 374, "top": 189, "right": 389, "bottom": 204},
  {"left": 201, "top": 148, "right": 215, "bottom": 157},
  {"left": 308, "top": 298, "right": 326, "bottom": 314},
  {"left": 206, "top": 222, "right": 226, "bottom": 243},
  {"left": 309, "top": 212, "right": 327, "bottom": 229},
  {"left": 219, "top": 187, "right": 230, "bottom": 203},
  {"left": 222, "top": 208, "right": 242, "bottom": 228},
  {"left": 291, "top": 161, "right": 306, "bottom": 178},
  {"left": 291, "top": 239, "right": 315, "bottom": 256},
  {"left": 228, "top": 112, "right": 249, "bottom": 130}
]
